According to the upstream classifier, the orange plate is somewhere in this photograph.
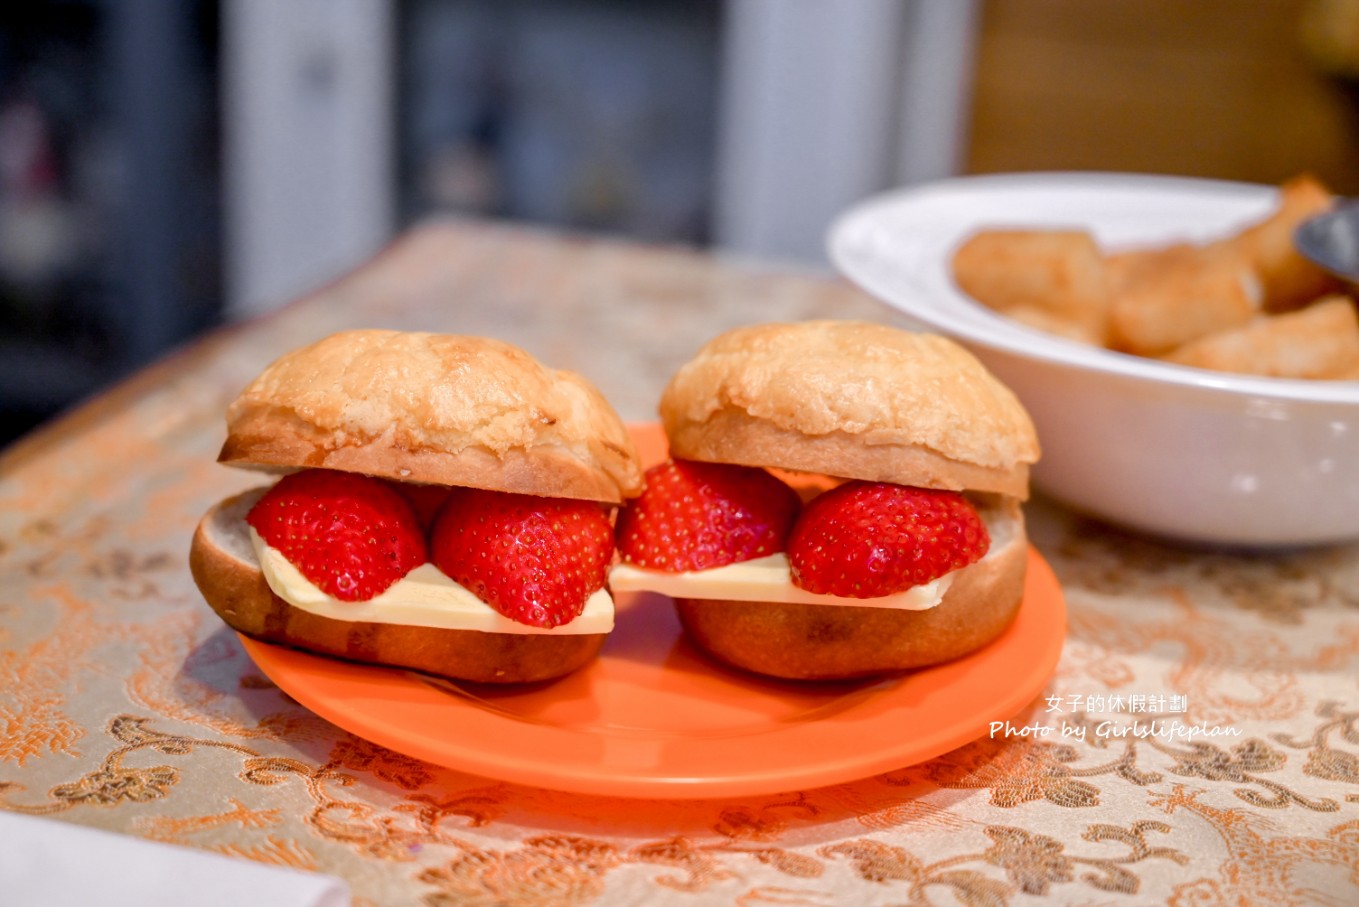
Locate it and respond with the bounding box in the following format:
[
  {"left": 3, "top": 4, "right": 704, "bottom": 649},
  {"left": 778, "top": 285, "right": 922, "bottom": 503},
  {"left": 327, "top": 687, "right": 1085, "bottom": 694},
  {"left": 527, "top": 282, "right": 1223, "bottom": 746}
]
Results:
[{"left": 238, "top": 424, "right": 1067, "bottom": 799}]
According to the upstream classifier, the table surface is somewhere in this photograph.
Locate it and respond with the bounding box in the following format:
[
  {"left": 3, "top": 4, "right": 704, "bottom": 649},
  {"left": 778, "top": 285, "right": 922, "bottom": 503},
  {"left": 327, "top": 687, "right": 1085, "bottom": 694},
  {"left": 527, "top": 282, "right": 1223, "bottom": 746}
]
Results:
[{"left": 2, "top": 219, "right": 1357, "bottom": 906}]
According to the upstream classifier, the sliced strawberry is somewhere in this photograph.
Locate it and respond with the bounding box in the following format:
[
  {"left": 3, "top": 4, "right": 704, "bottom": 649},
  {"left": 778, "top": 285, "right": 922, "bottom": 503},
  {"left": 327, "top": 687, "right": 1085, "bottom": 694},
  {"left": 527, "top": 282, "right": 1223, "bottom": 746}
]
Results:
[
  {"left": 615, "top": 458, "right": 800, "bottom": 572},
  {"left": 429, "top": 488, "right": 615, "bottom": 628},
  {"left": 788, "top": 481, "right": 989, "bottom": 598},
  {"left": 246, "top": 470, "right": 427, "bottom": 601}
]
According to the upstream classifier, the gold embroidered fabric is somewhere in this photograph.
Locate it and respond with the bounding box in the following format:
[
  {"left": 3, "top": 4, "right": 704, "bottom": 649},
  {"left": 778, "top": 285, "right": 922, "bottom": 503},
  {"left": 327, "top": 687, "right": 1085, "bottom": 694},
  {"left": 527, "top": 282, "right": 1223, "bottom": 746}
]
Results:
[{"left": 2, "top": 221, "right": 1356, "bottom": 906}]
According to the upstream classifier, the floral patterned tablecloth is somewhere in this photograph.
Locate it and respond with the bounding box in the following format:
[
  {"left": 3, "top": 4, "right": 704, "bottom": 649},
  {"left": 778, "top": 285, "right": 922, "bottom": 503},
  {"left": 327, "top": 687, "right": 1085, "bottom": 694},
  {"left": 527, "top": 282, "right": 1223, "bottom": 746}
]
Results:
[{"left": 2, "top": 220, "right": 1357, "bottom": 906}]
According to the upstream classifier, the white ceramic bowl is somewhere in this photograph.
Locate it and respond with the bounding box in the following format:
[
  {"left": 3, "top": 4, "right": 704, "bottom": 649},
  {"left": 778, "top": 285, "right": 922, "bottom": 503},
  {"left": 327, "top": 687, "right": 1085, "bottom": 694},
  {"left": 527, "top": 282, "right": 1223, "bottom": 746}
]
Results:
[{"left": 828, "top": 172, "right": 1359, "bottom": 547}]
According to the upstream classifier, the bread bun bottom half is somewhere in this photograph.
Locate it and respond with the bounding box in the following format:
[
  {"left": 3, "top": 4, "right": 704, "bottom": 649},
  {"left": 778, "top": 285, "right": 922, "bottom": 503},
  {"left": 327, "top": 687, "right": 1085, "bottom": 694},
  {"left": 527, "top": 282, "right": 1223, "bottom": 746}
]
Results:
[
  {"left": 672, "top": 500, "right": 1028, "bottom": 681},
  {"left": 189, "top": 491, "right": 605, "bottom": 684}
]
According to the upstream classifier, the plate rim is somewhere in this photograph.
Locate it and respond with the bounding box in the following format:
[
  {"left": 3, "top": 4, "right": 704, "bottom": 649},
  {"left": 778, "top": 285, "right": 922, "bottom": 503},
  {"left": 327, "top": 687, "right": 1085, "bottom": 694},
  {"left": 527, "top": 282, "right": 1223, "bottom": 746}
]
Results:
[{"left": 827, "top": 171, "right": 1359, "bottom": 405}]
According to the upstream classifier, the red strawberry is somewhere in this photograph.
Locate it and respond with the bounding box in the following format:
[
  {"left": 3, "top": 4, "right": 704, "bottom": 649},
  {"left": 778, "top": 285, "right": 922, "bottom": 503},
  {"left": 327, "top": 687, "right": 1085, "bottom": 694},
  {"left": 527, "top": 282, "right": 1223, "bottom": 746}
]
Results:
[
  {"left": 246, "top": 470, "right": 428, "bottom": 601},
  {"left": 388, "top": 480, "right": 454, "bottom": 531},
  {"left": 788, "top": 481, "right": 989, "bottom": 598},
  {"left": 615, "top": 458, "right": 800, "bottom": 572},
  {"left": 429, "top": 488, "right": 614, "bottom": 628}
]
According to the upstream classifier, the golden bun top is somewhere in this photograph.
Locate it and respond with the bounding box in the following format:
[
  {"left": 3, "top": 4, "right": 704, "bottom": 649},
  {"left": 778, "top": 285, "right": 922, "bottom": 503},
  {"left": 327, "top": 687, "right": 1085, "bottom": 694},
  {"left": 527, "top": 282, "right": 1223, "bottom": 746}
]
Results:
[
  {"left": 658, "top": 320, "right": 1040, "bottom": 498},
  {"left": 218, "top": 330, "right": 644, "bottom": 503}
]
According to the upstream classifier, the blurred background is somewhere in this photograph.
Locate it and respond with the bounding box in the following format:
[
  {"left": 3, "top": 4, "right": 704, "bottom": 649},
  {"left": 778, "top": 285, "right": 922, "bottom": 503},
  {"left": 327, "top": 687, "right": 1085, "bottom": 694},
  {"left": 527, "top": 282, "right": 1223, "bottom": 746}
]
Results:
[{"left": 3, "top": 0, "right": 1359, "bottom": 447}]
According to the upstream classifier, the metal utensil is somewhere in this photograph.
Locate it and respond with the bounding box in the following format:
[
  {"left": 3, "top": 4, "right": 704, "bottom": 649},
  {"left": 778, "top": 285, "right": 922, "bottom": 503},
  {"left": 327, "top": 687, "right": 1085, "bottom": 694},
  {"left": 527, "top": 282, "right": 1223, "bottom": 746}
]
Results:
[{"left": 1294, "top": 201, "right": 1359, "bottom": 280}]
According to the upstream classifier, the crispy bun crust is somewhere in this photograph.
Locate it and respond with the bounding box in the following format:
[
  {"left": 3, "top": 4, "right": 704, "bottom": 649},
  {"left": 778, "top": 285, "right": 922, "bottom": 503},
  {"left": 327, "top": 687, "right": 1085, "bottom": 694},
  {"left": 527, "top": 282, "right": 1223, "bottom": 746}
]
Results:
[
  {"left": 190, "top": 491, "right": 605, "bottom": 684},
  {"left": 659, "top": 321, "right": 1039, "bottom": 498},
  {"left": 673, "top": 499, "right": 1028, "bottom": 680},
  {"left": 219, "top": 330, "right": 643, "bottom": 504}
]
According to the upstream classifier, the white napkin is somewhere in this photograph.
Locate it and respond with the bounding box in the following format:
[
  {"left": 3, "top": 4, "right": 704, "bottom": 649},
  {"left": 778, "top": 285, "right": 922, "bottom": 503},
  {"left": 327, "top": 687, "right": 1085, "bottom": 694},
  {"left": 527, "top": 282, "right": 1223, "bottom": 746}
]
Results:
[{"left": 0, "top": 812, "right": 350, "bottom": 907}]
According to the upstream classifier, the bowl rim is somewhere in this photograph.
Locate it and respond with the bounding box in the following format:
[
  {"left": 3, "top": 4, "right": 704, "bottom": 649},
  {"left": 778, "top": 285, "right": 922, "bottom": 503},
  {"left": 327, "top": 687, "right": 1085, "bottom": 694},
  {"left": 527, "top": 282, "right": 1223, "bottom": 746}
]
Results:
[{"left": 827, "top": 171, "right": 1359, "bottom": 406}]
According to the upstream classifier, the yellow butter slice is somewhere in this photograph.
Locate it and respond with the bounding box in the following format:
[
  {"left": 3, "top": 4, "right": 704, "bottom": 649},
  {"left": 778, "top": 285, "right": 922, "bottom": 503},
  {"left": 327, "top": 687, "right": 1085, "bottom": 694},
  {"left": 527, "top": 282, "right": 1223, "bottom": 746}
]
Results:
[
  {"left": 250, "top": 528, "right": 614, "bottom": 635},
  {"left": 608, "top": 553, "right": 951, "bottom": 610}
]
